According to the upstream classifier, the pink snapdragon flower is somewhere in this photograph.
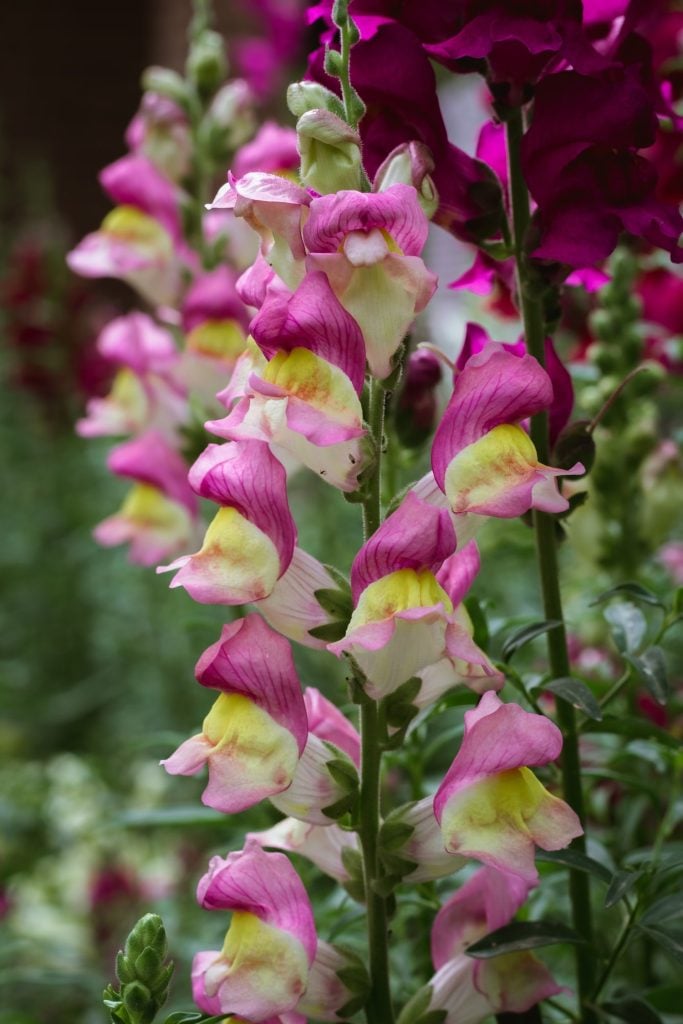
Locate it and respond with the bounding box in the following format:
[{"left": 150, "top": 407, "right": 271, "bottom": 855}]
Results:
[
  {"left": 303, "top": 184, "right": 437, "bottom": 379},
  {"left": 433, "top": 692, "right": 583, "bottom": 883},
  {"left": 125, "top": 93, "right": 192, "bottom": 182},
  {"left": 159, "top": 441, "right": 296, "bottom": 605},
  {"left": 248, "top": 817, "right": 358, "bottom": 883},
  {"left": 207, "top": 273, "right": 368, "bottom": 491},
  {"left": 193, "top": 843, "right": 354, "bottom": 1022},
  {"left": 329, "top": 494, "right": 501, "bottom": 698},
  {"left": 68, "top": 156, "right": 191, "bottom": 306},
  {"left": 193, "top": 843, "right": 316, "bottom": 1020},
  {"left": 426, "top": 866, "right": 564, "bottom": 1023},
  {"left": 94, "top": 431, "right": 199, "bottom": 567},
  {"left": 163, "top": 622, "right": 358, "bottom": 824},
  {"left": 77, "top": 312, "right": 185, "bottom": 439},
  {"left": 232, "top": 121, "right": 301, "bottom": 178},
  {"left": 431, "top": 342, "right": 583, "bottom": 519}
]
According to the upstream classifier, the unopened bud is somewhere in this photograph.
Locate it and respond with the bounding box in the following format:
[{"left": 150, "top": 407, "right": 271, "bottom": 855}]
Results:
[
  {"left": 141, "top": 66, "right": 189, "bottom": 107},
  {"left": 287, "top": 81, "right": 346, "bottom": 120},
  {"left": 297, "top": 109, "right": 362, "bottom": 193},
  {"left": 187, "top": 30, "right": 227, "bottom": 96},
  {"left": 394, "top": 348, "right": 443, "bottom": 448},
  {"left": 374, "top": 142, "right": 439, "bottom": 219}
]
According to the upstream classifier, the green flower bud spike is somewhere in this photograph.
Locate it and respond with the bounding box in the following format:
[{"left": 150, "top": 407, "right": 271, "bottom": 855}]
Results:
[{"left": 103, "top": 914, "right": 175, "bottom": 1024}]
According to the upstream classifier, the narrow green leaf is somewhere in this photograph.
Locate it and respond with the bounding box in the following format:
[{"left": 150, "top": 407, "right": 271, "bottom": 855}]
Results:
[
  {"left": 119, "top": 806, "right": 225, "bottom": 828},
  {"left": 466, "top": 920, "right": 584, "bottom": 958},
  {"left": 626, "top": 647, "right": 669, "bottom": 705},
  {"left": 637, "top": 924, "right": 683, "bottom": 964},
  {"left": 601, "top": 997, "right": 663, "bottom": 1024},
  {"left": 501, "top": 620, "right": 563, "bottom": 661},
  {"left": 545, "top": 676, "right": 602, "bottom": 720},
  {"left": 640, "top": 891, "right": 683, "bottom": 927},
  {"left": 581, "top": 715, "right": 678, "bottom": 750},
  {"left": 604, "top": 870, "right": 643, "bottom": 909},
  {"left": 464, "top": 596, "right": 489, "bottom": 650},
  {"left": 603, "top": 602, "right": 647, "bottom": 654},
  {"left": 673, "top": 587, "right": 683, "bottom": 616},
  {"left": 536, "top": 848, "right": 613, "bottom": 884},
  {"left": 591, "top": 582, "right": 665, "bottom": 608}
]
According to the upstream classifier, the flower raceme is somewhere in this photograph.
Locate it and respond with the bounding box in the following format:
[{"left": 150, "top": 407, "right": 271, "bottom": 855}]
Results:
[{"left": 162, "top": 615, "right": 358, "bottom": 824}]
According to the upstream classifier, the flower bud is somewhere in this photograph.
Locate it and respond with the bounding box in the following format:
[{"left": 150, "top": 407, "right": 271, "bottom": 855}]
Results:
[
  {"left": 374, "top": 142, "right": 439, "bottom": 220},
  {"left": 287, "top": 80, "right": 346, "bottom": 120},
  {"left": 141, "top": 65, "right": 189, "bottom": 107},
  {"left": 186, "top": 30, "right": 227, "bottom": 96},
  {"left": 207, "top": 80, "right": 255, "bottom": 152},
  {"left": 394, "top": 347, "right": 442, "bottom": 448},
  {"left": 297, "top": 109, "right": 363, "bottom": 194},
  {"left": 106, "top": 914, "right": 174, "bottom": 1024}
]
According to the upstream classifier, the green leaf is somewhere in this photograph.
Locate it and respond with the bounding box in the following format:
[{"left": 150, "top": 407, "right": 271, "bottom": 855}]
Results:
[
  {"left": 308, "top": 620, "right": 348, "bottom": 642},
  {"left": 464, "top": 596, "right": 489, "bottom": 650},
  {"left": 591, "top": 582, "right": 665, "bottom": 609},
  {"left": 581, "top": 715, "right": 678, "bottom": 750},
  {"left": 673, "top": 587, "right": 683, "bottom": 616},
  {"left": 604, "top": 870, "right": 643, "bottom": 909},
  {"left": 626, "top": 647, "right": 669, "bottom": 705},
  {"left": 466, "top": 920, "right": 584, "bottom": 958},
  {"left": 601, "top": 997, "right": 663, "bottom": 1024},
  {"left": 536, "top": 848, "right": 613, "bottom": 884},
  {"left": 637, "top": 924, "right": 683, "bottom": 964},
  {"left": 640, "top": 891, "right": 683, "bottom": 927},
  {"left": 164, "top": 1015, "right": 226, "bottom": 1024},
  {"left": 119, "top": 806, "right": 225, "bottom": 828},
  {"left": 544, "top": 676, "right": 602, "bottom": 720},
  {"left": 603, "top": 602, "right": 647, "bottom": 654},
  {"left": 313, "top": 586, "right": 352, "bottom": 620},
  {"left": 501, "top": 620, "right": 563, "bottom": 661}
]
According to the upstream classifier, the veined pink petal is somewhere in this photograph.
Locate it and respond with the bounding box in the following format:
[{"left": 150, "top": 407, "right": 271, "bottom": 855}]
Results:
[
  {"left": 303, "top": 184, "right": 429, "bottom": 256},
  {"left": 188, "top": 441, "right": 296, "bottom": 575},
  {"left": 250, "top": 272, "right": 366, "bottom": 393},
  {"left": 435, "top": 540, "right": 480, "bottom": 607},
  {"left": 195, "top": 614, "right": 307, "bottom": 752},
  {"left": 304, "top": 688, "right": 360, "bottom": 766},
  {"left": 247, "top": 818, "right": 357, "bottom": 882},
  {"left": 271, "top": 733, "right": 352, "bottom": 825},
  {"left": 99, "top": 154, "right": 183, "bottom": 241},
  {"left": 96, "top": 312, "right": 178, "bottom": 375},
  {"left": 351, "top": 493, "right": 457, "bottom": 601},
  {"left": 431, "top": 867, "right": 531, "bottom": 970},
  {"left": 107, "top": 431, "right": 197, "bottom": 514},
  {"left": 432, "top": 344, "right": 553, "bottom": 491},
  {"left": 197, "top": 842, "right": 317, "bottom": 962}
]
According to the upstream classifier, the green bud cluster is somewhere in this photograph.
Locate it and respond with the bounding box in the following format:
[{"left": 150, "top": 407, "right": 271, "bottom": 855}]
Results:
[{"left": 103, "top": 914, "right": 174, "bottom": 1024}]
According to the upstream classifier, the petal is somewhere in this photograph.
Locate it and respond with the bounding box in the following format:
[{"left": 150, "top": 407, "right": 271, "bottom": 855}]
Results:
[
  {"left": 160, "top": 505, "right": 281, "bottom": 604},
  {"left": 351, "top": 493, "right": 456, "bottom": 602},
  {"left": 432, "top": 345, "right": 553, "bottom": 491},
  {"left": 197, "top": 843, "right": 317, "bottom": 962},
  {"left": 476, "top": 952, "right": 564, "bottom": 1013},
  {"left": 247, "top": 818, "right": 357, "bottom": 882},
  {"left": 189, "top": 440, "right": 296, "bottom": 574},
  {"left": 258, "top": 547, "right": 343, "bottom": 649},
  {"left": 303, "top": 184, "right": 429, "bottom": 256},
  {"left": 304, "top": 688, "right": 361, "bottom": 766},
  {"left": 270, "top": 734, "right": 351, "bottom": 826},
  {"left": 195, "top": 614, "right": 307, "bottom": 752},
  {"left": 107, "top": 431, "right": 197, "bottom": 514},
  {"left": 435, "top": 540, "right": 480, "bottom": 607},
  {"left": 250, "top": 272, "right": 366, "bottom": 393}
]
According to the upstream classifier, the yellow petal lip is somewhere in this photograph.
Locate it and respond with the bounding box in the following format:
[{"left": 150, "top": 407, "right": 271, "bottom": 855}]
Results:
[
  {"left": 349, "top": 568, "right": 453, "bottom": 630},
  {"left": 444, "top": 423, "right": 539, "bottom": 513}
]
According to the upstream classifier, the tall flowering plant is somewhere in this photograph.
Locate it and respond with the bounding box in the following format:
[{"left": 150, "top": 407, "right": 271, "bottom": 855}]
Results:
[{"left": 73, "top": 2, "right": 683, "bottom": 1024}]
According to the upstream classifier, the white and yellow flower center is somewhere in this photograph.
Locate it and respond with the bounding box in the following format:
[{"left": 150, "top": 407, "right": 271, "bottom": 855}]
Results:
[
  {"left": 186, "top": 319, "right": 247, "bottom": 362},
  {"left": 120, "top": 483, "right": 191, "bottom": 534},
  {"left": 203, "top": 692, "right": 299, "bottom": 792},
  {"left": 440, "top": 767, "right": 549, "bottom": 853},
  {"left": 196, "top": 506, "right": 281, "bottom": 599},
  {"left": 102, "top": 205, "right": 173, "bottom": 254},
  {"left": 261, "top": 347, "right": 361, "bottom": 427},
  {"left": 349, "top": 568, "right": 453, "bottom": 630},
  {"left": 204, "top": 911, "right": 308, "bottom": 1010},
  {"left": 444, "top": 423, "right": 539, "bottom": 513}
]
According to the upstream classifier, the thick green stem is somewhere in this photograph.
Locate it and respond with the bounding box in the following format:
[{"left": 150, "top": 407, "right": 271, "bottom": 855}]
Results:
[
  {"left": 359, "top": 379, "right": 394, "bottom": 1024},
  {"left": 506, "top": 109, "right": 597, "bottom": 1023}
]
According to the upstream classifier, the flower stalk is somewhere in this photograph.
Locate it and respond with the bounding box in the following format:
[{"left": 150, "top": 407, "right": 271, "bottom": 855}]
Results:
[
  {"left": 506, "top": 107, "right": 597, "bottom": 1023},
  {"left": 359, "top": 377, "right": 395, "bottom": 1023}
]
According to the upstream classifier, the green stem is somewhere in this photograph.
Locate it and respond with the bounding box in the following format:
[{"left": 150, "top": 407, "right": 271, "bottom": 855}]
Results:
[
  {"left": 506, "top": 109, "right": 597, "bottom": 1024},
  {"left": 358, "top": 379, "right": 394, "bottom": 1024},
  {"left": 591, "top": 897, "right": 639, "bottom": 1002}
]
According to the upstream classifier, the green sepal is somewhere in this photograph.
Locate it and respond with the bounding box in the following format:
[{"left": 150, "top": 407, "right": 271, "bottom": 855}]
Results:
[
  {"left": 313, "top": 586, "right": 353, "bottom": 620},
  {"left": 321, "top": 793, "right": 357, "bottom": 820},
  {"left": 396, "top": 985, "right": 436, "bottom": 1024},
  {"left": 308, "top": 620, "right": 348, "bottom": 642},
  {"left": 326, "top": 757, "right": 359, "bottom": 793},
  {"left": 341, "top": 846, "right": 364, "bottom": 880},
  {"left": 324, "top": 47, "right": 344, "bottom": 77},
  {"left": 116, "top": 951, "right": 136, "bottom": 985},
  {"left": 379, "top": 818, "right": 415, "bottom": 852},
  {"left": 287, "top": 81, "right": 346, "bottom": 119}
]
